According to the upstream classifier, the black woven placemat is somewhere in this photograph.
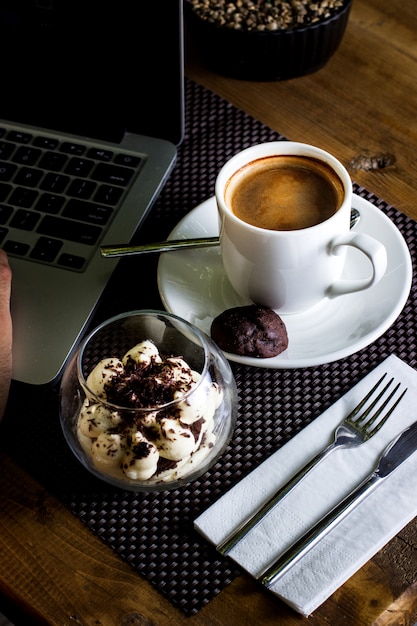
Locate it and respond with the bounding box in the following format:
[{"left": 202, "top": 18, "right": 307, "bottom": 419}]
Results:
[{"left": 2, "top": 79, "right": 417, "bottom": 616}]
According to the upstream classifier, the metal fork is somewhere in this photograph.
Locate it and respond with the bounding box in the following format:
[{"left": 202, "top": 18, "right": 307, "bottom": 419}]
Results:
[{"left": 217, "top": 373, "right": 406, "bottom": 556}]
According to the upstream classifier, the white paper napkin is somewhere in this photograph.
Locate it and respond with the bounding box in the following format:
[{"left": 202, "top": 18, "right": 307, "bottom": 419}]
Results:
[{"left": 195, "top": 355, "right": 417, "bottom": 616}]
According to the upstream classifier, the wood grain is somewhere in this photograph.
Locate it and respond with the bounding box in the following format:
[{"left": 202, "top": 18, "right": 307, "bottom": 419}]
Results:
[
  {"left": 1, "top": 450, "right": 417, "bottom": 625},
  {"left": 185, "top": 0, "right": 417, "bottom": 222}
]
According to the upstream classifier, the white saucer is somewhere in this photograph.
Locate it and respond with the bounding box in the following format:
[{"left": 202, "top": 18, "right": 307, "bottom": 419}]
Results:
[{"left": 157, "top": 195, "right": 412, "bottom": 368}]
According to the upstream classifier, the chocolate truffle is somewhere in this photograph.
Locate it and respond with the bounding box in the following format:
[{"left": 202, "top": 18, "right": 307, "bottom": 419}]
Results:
[{"left": 211, "top": 305, "right": 288, "bottom": 358}]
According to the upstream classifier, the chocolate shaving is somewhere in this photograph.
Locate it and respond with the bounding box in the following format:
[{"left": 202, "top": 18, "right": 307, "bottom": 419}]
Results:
[{"left": 103, "top": 354, "right": 191, "bottom": 410}]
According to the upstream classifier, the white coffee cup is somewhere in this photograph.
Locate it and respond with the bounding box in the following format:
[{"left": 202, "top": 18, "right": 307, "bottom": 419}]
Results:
[{"left": 215, "top": 142, "right": 387, "bottom": 314}]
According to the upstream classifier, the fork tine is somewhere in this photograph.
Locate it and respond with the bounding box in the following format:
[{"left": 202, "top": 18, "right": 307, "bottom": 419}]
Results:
[
  {"left": 363, "top": 384, "right": 407, "bottom": 437},
  {"left": 346, "top": 373, "right": 389, "bottom": 423},
  {"left": 346, "top": 372, "right": 407, "bottom": 438},
  {"left": 353, "top": 376, "right": 395, "bottom": 425}
]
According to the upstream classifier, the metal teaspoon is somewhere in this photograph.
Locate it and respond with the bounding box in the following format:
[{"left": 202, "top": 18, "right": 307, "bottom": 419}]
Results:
[{"left": 100, "top": 208, "right": 361, "bottom": 259}]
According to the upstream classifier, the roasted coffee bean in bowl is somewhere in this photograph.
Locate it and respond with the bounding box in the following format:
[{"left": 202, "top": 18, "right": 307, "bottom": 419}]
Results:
[
  {"left": 60, "top": 310, "right": 238, "bottom": 492},
  {"left": 184, "top": 0, "right": 352, "bottom": 81}
]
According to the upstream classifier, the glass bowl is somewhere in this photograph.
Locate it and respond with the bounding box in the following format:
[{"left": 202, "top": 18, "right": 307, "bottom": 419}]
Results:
[{"left": 60, "top": 310, "right": 238, "bottom": 492}]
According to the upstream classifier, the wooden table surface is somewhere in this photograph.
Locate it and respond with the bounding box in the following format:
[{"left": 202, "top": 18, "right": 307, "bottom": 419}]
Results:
[{"left": 2, "top": 0, "right": 417, "bottom": 624}]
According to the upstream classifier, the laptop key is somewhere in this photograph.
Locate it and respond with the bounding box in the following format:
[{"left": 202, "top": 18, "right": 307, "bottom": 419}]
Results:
[
  {"left": 114, "top": 153, "right": 142, "bottom": 168},
  {"left": 0, "top": 141, "right": 16, "bottom": 160},
  {"left": 40, "top": 172, "right": 70, "bottom": 194},
  {"left": 7, "top": 130, "right": 32, "bottom": 144},
  {"left": 12, "top": 146, "right": 42, "bottom": 165},
  {"left": 57, "top": 252, "right": 86, "bottom": 270},
  {"left": 0, "top": 182, "right": 12, "bottom": 202},
  {"left": 67, "top": 178, "right": 96, "bottom": 199},
  {"left": 37, "top": 215, "right": 102, "bottom": 245},
  {"left": 14, "top": 166, "right": 43, "bottom": 187},
  {"left": 91, "top": 162, "right": 134, "bottom": 186},
  {"left": 10, "top": 209, "right": 41, "bottom": 231},
  {"left": 65, "top": 157, "right": 94, "bottom": 177},
  {"left": 94, "top": 184, "right": 123, "bottom": 206},
  {"left": 3, "top": 240, "right": 30, "bottom": 256},
  {"left": 30, "top": 236, "right": 63, "bottom": 262},
  {"left": 33, "top": 136, "right": 60, "bottom": 150},
  {"left": 87, "top": 147, "right": 114, "bottom": 161},
  {"left": 35, "top": 193, "right": 65, "bottom": 214},
  {"left": 0, "top": 204, "right": 13, "bottom": 223},
  {"left": 60, "top": 141, "right": 86, "bottom": 156},
  {"left": 0, "top": 161, "right": 17, "bottom": 181},
  {"left": 9, "top": 187, "right": 39, "bottom": 208},
  {"left": 63, "top": 198, "right": 112, "bottom": 226},
  {"left": 38, "top": 150, "right": 68, "bottom": 171}
]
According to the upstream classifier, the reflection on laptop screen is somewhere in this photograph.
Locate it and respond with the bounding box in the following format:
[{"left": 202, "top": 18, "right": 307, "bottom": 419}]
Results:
[{"left": 1, "top": 0, "right": 184, "bottom": 145}]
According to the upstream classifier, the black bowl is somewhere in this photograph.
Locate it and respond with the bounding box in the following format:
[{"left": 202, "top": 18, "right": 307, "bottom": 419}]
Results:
[{"left": 184, "top": 0, "right": 352, "bottom": 81}]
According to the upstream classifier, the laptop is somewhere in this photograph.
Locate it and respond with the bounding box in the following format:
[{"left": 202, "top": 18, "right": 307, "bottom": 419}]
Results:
[{"left": 0, "top": 0, "right": 184, "bottom": 385}]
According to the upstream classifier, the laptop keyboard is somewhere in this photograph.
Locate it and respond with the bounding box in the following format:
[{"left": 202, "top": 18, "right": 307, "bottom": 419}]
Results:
[{"left": 0, "top": 123, "right": 144, "bottom": 272}]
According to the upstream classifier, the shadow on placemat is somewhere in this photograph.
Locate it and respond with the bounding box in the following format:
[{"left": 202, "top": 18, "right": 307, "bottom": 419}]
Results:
[{"left": 2, "top": 79, "right": 417, "bottom": 616}]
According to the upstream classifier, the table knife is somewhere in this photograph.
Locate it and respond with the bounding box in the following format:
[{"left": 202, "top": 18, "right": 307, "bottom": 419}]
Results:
[{"left": 259, "top": 413, "right": 416, "bottom": 589}]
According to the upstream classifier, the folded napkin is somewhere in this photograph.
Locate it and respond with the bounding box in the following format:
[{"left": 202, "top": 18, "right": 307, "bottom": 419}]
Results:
[{"left": 195, "top": 355, "right": 417, "bottom": 616}]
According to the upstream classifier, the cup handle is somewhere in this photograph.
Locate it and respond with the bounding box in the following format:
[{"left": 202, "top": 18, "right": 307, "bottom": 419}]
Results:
[{"left": 327, "top": 232, "right": 387, "bottom": 296}]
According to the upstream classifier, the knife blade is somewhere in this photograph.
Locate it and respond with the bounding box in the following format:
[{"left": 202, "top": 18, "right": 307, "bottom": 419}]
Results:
[{"left": 260, "top": 411, "right": 416, "bottom": 589}]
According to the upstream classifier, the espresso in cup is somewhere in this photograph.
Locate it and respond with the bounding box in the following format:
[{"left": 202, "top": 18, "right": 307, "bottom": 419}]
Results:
[{"left": 225, "top": 155, "right": 345, "bottom": 231}]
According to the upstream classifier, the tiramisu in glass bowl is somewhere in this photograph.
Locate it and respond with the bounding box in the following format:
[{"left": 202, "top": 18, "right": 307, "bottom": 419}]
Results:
[{"left": 60, "top": 310, "right": 238, "bottom": 492}]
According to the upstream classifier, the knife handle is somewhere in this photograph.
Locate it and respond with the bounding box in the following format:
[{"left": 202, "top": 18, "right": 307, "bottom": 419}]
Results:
[{"left": 258, "top": 472, "right": 380, "bottom": 588}]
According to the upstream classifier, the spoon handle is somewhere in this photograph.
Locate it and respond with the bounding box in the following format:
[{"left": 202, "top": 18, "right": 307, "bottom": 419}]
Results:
[
  {"left": 100, "top": 208, "right": 360, "bottom": 259},
  {"left": 100, "top": 236, "right": 220, "bottom": 258}
]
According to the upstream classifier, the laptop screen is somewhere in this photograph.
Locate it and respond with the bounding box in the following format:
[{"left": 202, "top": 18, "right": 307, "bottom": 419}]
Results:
[{"left": 0, "top": 0, "right": 184, "bottom": 145}]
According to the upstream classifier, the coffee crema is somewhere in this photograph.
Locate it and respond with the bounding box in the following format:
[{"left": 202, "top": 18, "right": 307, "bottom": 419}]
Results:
[{"left": 225, "top": 155, "right": 345, "bottom": 230}]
